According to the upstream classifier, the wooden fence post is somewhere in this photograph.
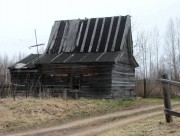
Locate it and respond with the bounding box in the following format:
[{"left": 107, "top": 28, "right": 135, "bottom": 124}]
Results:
[
  {"left": 144, "top": 78, "right": 146, "bottom": 98},
  {"left": 63, "top": 88, "right": 67, "bottom": 100},
  {"left": 161, "top": 74, "right": 173, "bottom": 123},
  {"left": 12, "top": 84, "right": 16, "bottom": 101}
]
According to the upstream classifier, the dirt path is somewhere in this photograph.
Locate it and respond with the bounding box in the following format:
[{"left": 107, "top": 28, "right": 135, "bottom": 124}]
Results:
[{"left": 3, "top": 103, "right": 180, "bottom": 136}]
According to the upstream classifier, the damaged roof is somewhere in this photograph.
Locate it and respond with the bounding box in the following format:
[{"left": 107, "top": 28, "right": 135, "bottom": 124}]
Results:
[
  {"left": 8, "top": 54, "right": 40, "bottom": 69},
  {"left": 9, "top": 15, "right": 138, "bottom": 69},
  {"left": 45, "top": 15, "right": 131, "bottom": 54}
]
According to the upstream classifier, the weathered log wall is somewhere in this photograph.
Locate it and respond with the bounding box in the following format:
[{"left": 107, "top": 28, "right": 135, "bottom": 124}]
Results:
[
  {"left": 10, "top": 69, "right": 41, "bottom": 96},
  {"left": 111, "top": 43, "right": 136, "bottom": 98},
  {"left": 111, "top": 63, "right": 135, "bottom": 98},
  {"left": 40, "top": 64, "right": 112, "bottom": 98}
]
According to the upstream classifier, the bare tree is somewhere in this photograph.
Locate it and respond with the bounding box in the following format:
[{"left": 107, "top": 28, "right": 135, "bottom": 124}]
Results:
[
  {"left": 165, "top": 19, "right": 180, "bottom": 80},
  {"left": 134, "top": 31, "right": 149, "bottom": 97},
  {"left": 152, "top": 27, "right": 160, "bottom": 77}
]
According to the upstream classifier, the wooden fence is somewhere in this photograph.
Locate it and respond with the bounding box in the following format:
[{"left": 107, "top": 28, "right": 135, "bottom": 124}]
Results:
[{"left": 160, "top": 74, "right": 180, "bottom": 123}]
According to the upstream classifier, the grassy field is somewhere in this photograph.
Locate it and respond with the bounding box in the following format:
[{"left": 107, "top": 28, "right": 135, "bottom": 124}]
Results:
[
  {"left": 98, "top": 115, "right": 180, "bottom": 136},
  {"left": 0, "top": 97, "right": 179, "bottom": 133}
]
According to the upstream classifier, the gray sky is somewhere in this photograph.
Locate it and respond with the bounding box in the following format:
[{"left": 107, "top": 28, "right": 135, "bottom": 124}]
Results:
[{"left": 0, "top": 0, "right": 180, "bottom": 58}]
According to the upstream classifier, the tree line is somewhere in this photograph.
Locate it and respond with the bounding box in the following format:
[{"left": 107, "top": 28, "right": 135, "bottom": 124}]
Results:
[
  {"left": 134, "top": 18, "right": 180, "bottom": 97},
  {"left": 0, "top": 53, "right": 26, "bottom": 84}
]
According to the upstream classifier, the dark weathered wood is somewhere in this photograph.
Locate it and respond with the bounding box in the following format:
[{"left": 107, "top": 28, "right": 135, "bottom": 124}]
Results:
[
  {"left": 111, "top": 16, "right": 121, "bottom": 51},
  {"left": 144, "top": 78, "right": 147, "bottom": 98},
  {"left": 80, "top": 19, "right": 91, "bottom": 52},
  {"left": 161, "top": 74, "right": 173, "bottom": 123},
  {"left": 88, "top": 18, "right": 99, "bottom": 52},
  {"left": 120, "top": 16, "right": 131, "bottom": 50},
  {"left": 164, "top": 109, "right": 180, "bottom": 117},
  {"left": 96, "top": 18, "right": 105, "bottom": 52},
  {"left": 111, "top": 57, "right": 136, "bottom": 98},
  {"left": 159, "top": 78, "right": 180, "bottom": 87},
  {"left": 63, "top": 20, "right": 80, "bottom": 52},
  {"left": 48, "top": 22, "right": 61, "bottom": 53},
  {"left": 105, "top": 17, "right": 114, "bottom": 51}
]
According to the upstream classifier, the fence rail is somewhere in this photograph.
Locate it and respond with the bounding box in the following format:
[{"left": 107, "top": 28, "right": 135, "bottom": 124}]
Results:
[
  {"left": 164, "top": 109, "right": 180, "bottom": 117},
  {"left": 160, "top": 74, "right": 180, "bottom": 123},
  {"left": 159, "top": 78, "right": 180, "bottom": 87}
]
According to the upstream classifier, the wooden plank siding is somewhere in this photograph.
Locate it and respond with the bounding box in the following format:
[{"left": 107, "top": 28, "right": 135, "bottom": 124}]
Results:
[
  {"left": 39, "top": 64, "right": 112, "bottom": 98},
  {"left": 10, "top": 70, "right": 41, "bottom": 96},
  {"left": 111, "top": 32, "right": 136, "bottom": 99},
  {"left": 111, "top": 63, "right": 135, "bottom": 98}
]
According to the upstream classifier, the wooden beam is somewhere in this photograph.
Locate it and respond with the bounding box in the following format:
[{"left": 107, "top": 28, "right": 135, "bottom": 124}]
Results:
[
  {"left": 80, "top": 19, "right": 91, "bottom": 52},
  {"left": 161, "top": 74, "right": 173, "bottom": 123},
  {"left": 111, "top": 16, "right": 121, "bottom": 51},
  {"left": 104, "top": 17, "right": 114, "bottom": 52},
  {"left": 79, "top": 53, "right": 90, "bottom": 62},
  {"left": 159, "top": 78, "right": 180, "bottom": 87},
  {"left": 63, "top": 54, "right": 74, "bottom": 63},
  {"left": 48, "top": 21, "right": 61, "bottom": 53},
  {"left": 120, "top": 16, "right": 131, "bottom": 50},
  {"left": 96, "top": 18, "right": 105, "bottom": 52},
  {"left": 58, "top": 21, "right": 68, "bottom": 53},
  {"left": 95, "top": 52, "right": 106, "bottom": 61},
  {"left": 76, "top": 21, "right": 84, "bottom": 47},
  {"left": 51, "top": 53, "right": 62, "bottom": 62},
  {"left": 64, "top": 20, "right": 80, "bottom": 52},
  {"left": 88, "top": 18, "right": 99, "bottom": 52},
  {"left": 164, "top": 109, "right": 180, "bottom": 117}
]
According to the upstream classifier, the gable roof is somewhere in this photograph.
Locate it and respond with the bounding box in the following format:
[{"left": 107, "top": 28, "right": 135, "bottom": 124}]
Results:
[
  {"left": 9, "top": 15, "right": 138, "bottom": 69},
  {"left": 45, "top": 15, "right": 131, "bottom": 54}
]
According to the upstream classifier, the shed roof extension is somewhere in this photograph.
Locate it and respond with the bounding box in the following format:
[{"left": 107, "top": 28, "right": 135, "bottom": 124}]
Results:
[
  {"left": 35, "top": 51, "right": 122, "bottom": 64},
  {"left": 9, "top": 54, "right": 40, "bottom": 69}
]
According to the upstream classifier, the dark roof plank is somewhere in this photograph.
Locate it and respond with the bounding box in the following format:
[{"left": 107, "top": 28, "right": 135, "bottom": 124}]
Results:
[
  {"left": 120, "top": 17, "right": 131, "bottom": 50},
  {"left": 58, "top": 21, "right": 68, "bottom": 52},
  {"left": 61, "top": 20, "right": 80, "bottom": 52},
  {"left": 91, "top": 18, "right": 103, "bottom": 52},
  {"left": 106, "top": 17, "right": 119, "bottom": 51},
  {"left": 77, "top": 20, "right": 88, "bottom": 51},
  {"left": 115, "top": 16, "right": 126, "bottom": 51},
  {"left": 46, "top": 22, "right": 61, "bottom": 53},
  {"left": 88, "top": 18, "right": 99, "bottom": 52},
  {"left": 96, "top": 18, "right": 105, "bottom": 52},
  {"left": 75, "top": 22, "right": 83, "bottom": 47},
  {"left": 51, "top": 21, "right": 66, "bottom": 53},
  {"left": 80, "top": 19, "right": 91, "bottom": 52},
  {"left": 98, "top": 17, "right": 111, "bottom": 52},
  {"left": 104, "top": 17, "right": 114, "bottom": 52},
  {"left": 111, "top": 16, "right": 121, "bottom": 51},
  {"left": 84, "top": 18, "right": 96, "bottom": 52}
]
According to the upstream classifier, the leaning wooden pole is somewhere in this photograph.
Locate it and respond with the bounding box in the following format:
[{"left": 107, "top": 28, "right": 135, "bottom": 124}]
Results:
[
  {"left": 144, "top": 78, "right": 146, "bottom": 98},
  {"left": 161, "top": 74, "right": 173, "bottom": 123}
]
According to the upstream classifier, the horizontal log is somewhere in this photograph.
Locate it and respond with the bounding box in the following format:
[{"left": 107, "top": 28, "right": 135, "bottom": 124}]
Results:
[
  {"left": 159, "top": 79, "right": 180, "bottom": 87},
  {"left": 164, "top": 109, "right": 180, "bottom": 117}
]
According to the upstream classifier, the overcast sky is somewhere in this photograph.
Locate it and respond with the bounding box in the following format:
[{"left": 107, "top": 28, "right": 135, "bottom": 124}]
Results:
[{"left": 0, "top": 0, "right": 180, "bottom": 58}]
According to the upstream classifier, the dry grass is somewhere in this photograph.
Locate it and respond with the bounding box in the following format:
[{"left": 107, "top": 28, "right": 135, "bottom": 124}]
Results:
[
  {"left": 98, "top": 115, "right": 180, "bottom": 136},
  {"left": 135, "top": 80, "right": 180, "bottom": 97},
  {"left": 0, "top": 97, "right": 178, "bottom": 133}
]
